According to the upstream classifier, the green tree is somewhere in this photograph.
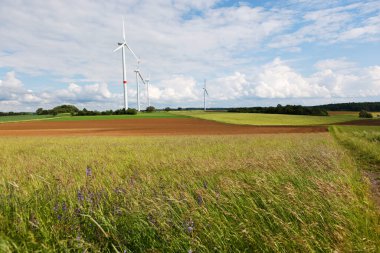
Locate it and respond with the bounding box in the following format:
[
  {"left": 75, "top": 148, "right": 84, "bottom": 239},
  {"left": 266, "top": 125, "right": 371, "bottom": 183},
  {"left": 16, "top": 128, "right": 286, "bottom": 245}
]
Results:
[
  {"left": 36, "top": 108, "right": 44, "bottom": 115},
  {"left": 146, "top": 106, "right": 156, "bottom": 112}
]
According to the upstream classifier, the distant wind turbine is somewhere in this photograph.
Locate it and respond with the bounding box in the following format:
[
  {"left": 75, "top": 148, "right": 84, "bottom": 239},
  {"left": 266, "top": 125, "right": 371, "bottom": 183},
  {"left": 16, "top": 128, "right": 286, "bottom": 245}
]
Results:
[
  {"left": 113, "top": 17, "right": 140, "bottom": 110},
  {"left": 145, "top": 74, "right": 151, "bottom": 107},
  {"left": 203, "top": 79, "right": 209, "bottom": 111},
  {"left": 134, "top": 63, "right": 146, "bottom": 111}
]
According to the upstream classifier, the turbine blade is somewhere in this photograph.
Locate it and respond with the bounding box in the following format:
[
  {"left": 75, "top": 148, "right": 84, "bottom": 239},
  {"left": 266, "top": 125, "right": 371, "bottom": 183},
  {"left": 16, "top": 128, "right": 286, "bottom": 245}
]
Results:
[
  {"left": 125, "top": 44, "right": 139, "bottom": 62},
  {"left": 113, "top": 44, "right": 123, "bottom": 52},
  {"left": 138, "top": 72, "right": 146, "bottom": 84},
  {"left": 205, "top": 89, "right": 209, "bottom": 95}
]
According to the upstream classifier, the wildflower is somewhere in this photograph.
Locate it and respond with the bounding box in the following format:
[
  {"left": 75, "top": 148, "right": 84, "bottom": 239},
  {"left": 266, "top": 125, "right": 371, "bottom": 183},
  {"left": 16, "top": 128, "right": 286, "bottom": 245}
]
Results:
[
  {"left": 86, "top": 166, "right": 92, "bottom": 177},
  {"left": 77, "top": 190, "right": 84, "bottom": 202},
  {"left": 188, "top": 249, "right": 193, "bottom": 253},
  {"left": 186, "top": 220, "right": 194, "bottom": 234},
  {"left": 62, "top": 202, "right": 67, "bottom": 212},
  {"left": 197, "top": 194, "right": 203, "bottom": 205},
  {"left": 53, "top": 203, "right": 59, "bottom": 212}
]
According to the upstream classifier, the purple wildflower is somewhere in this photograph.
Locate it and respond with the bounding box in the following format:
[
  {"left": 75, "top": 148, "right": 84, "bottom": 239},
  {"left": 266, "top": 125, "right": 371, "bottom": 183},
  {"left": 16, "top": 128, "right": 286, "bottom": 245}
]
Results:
[
  {"left": 86, "top": 166, "right": 92, "bottom": 177},
  {"left": 197, "top": 194, "right": 203, "bottom": 205},
  {"left": 77, "top": 190, "right": 84, "bottom": 202}
]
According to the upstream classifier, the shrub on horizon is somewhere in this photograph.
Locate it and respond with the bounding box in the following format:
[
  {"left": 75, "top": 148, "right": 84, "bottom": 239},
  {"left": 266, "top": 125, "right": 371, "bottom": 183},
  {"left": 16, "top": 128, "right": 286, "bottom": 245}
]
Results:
[
  {"left": 359, "top": 110, "right": 373, "bottom": 118},
  {"left": 126, "top": 108, "right": 137, "bottom": 115},
  {"left": 146, "top": 106, "right": 156, "bottom": 113}
]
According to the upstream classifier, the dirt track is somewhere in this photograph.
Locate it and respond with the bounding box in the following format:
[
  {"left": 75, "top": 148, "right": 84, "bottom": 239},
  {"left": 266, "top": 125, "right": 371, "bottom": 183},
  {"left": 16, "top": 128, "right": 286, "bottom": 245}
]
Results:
[{"left": 0, "top": 118, "right": 327, "bottom": 136}]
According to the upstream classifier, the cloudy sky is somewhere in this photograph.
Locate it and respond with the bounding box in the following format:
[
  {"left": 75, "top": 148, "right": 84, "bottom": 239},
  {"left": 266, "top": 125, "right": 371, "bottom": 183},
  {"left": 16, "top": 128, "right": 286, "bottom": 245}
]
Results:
[{"left": 0, "top": 0, "right": 379, "bottom": 111}]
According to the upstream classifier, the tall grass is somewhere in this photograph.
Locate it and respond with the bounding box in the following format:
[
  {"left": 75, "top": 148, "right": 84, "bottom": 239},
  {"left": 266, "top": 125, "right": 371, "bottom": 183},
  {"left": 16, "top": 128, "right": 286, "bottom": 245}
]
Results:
[
  {"left": 330, "top": 126, "right": 380, "bottom": 171},
  {"left": 0, "top": 134, "right": 379, "bottom": 252}
]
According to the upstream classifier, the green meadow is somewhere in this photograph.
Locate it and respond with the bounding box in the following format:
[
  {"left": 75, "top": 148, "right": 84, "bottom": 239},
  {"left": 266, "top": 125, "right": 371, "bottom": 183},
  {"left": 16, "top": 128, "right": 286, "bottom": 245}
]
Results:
[
  {"left": 0, "top": 115, "right": 54, "bottom": 123},
  {"left": 0, "top": 134, "right": 379, "bottom": 252},
  {"left": 172, "top": 111, "right": 362, "bottom": 125}
]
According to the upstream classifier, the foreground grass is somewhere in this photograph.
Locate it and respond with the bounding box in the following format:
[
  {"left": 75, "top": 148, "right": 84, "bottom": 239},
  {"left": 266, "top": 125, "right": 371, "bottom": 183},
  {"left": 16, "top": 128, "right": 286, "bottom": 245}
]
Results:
[
  {"left": 0, "top": 115, "right": 54, "bottom": 123},
  {"left": 330, "top": 126, "right": 380, "bottom": 171},
  {"left": 0, "top": 134, "right": 379, "bottom": 252},
  {"left": 171, "top": 111, "right": 361, "bottom": 126},
  {"left": 47, "top": 112, "right": 187, "bottom": 121}
]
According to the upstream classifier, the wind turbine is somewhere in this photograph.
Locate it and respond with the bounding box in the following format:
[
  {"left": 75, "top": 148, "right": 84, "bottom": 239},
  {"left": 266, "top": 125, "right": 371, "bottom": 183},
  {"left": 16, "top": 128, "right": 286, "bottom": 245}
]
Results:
[
  {"left": 203, "top": 79, "right": 209, "bottom": 111},
  {"left": 145, "top": 74, "right": 151, "bottom": 107},
  {"left": 134, "top": 63, "right": 146, "bottom": 111},
  {"left": 113, "top": 17, "right": 139, "bottom": 110}
]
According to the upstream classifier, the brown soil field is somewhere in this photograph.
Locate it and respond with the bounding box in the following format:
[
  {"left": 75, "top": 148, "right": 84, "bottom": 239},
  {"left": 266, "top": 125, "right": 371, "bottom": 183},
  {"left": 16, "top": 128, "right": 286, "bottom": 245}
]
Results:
[
  {"left": 337, "top": 119, "right": 380, "bottom": 126},
  {"left": 0, "top": 118, "right": 327, "bottom": 136}
]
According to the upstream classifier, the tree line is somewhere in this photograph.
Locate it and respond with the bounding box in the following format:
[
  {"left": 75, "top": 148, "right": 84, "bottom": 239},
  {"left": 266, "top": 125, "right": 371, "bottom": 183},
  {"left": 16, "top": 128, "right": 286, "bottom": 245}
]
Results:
[
  {"left": 35, "top": 105, "right": 157, "bottom": 116},
  {"left": 228, "top": 104, "right": 329, "bottom": 116},
  {"left": 314, "top": 102, "right": 380, "bottom": 111}
]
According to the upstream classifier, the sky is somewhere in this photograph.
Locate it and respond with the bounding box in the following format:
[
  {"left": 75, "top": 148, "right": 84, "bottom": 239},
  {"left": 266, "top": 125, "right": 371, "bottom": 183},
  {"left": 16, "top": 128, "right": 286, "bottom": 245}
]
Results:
[{"left": 0, "top": 0, "right": 379, "bottom": 111}]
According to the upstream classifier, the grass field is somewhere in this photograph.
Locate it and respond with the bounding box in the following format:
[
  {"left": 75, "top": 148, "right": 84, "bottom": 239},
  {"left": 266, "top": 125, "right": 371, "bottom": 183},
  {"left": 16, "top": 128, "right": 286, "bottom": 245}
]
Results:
[
  {"left": 0, "top": 115, "right": 54, "bottom": 123},
  {"left": 329, "top": 111, "right": 380, "bottom": 116},
  {"left": 0, "top": 134, "right": 379, "bottom": 252},
  {"left": 46, "top": 112, "right": 187, "bottom": 121},
  {"left": 330, "top": 125, "right": 380, "bottom": 170},
  {"left": 171, "top": 111, "right": 362, "bottom": 126}
]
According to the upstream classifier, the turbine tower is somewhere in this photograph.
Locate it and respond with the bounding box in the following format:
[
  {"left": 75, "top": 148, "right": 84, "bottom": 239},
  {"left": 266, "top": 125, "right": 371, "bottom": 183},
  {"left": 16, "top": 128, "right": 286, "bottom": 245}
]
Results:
[
  {"left": 113, "top": 17, "right": 139, "bottom": 110},
  {"left": 134, "top": 62, "right": 146, "bottom": 112},
  {"left": 203, "top": 79, "right": 208, "bottom": 111},
  {"left": 145, "top": 74, "right": 150, "bottom": 107}
]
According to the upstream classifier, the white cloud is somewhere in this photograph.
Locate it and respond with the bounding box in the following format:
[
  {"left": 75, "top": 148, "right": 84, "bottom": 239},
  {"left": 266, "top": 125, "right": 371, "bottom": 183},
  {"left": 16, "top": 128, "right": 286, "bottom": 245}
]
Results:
[
  {"left": 269, "top": 1, "right": 380, "bottom": 49},
  {"left": 253, "top": 58, "right": 330, "bottom": 98},
  {"left": 0, "top": 1, "right": 379, "bottom": 110},
  {"left": 208, "top": 72, "right": 249, "bottom": 100},
  {"left": 150, "top": 76, "right": 199, "bottom": 103}
]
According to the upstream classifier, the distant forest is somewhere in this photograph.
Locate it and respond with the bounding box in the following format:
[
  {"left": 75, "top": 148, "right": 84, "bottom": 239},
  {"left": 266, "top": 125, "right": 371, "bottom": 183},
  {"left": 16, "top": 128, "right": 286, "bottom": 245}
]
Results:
[
  {"left": 313, "top": 102, "right": 380, "bottom": 111},
  {"left": 227, "top": 105, "right": 329, "bottom": 116}
]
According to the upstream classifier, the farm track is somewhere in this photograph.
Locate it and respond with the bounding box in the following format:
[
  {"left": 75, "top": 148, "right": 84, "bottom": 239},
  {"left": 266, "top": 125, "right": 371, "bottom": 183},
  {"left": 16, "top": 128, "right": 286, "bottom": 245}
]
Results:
[{"left": 0, "top": 118, "right": 327, "bottom": 136}]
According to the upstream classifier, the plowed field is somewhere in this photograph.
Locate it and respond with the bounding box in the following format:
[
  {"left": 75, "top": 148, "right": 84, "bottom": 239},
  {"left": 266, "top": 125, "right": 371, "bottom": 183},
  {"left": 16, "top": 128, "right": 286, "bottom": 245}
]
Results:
[{"left": 0, "top": 118, "right": 327, "bottom": 136}]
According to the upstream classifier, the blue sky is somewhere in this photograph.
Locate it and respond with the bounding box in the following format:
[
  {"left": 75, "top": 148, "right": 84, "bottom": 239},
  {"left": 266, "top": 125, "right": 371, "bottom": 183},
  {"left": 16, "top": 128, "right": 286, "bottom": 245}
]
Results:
[{"left": 0, "top": 0, "right": 379, "bottom": 111}]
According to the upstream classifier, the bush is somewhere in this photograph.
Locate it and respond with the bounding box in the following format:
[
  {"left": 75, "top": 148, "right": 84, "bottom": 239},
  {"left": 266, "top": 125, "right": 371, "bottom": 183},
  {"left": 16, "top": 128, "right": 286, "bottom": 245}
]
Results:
[
  {"left": 126, "top": 108, "right": 137, "bottom": 115},
  {"left": 359, "top": 110, "right": 373, "bottom": 118},
  {"left": 164, "top": 107, "right": 171, "bottom": 112},
  {"left": 146, "top": 106, "right": 156, "bottom": 113}
]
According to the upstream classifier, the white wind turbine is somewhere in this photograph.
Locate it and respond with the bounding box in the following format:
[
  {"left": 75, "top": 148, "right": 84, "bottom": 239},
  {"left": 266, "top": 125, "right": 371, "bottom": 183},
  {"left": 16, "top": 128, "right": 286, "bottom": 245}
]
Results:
[
  {"left": 134, "top": 63, "right": 146, "bottom": 111},
  {"left": 203, "top": 79, "right": 209, "bottom": 111},
  {"left": 145, "top": 74, "right": 151, "bottom": 107},
  {"left": 113, "top": 17, "right": 140, "bottom": 110}
]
